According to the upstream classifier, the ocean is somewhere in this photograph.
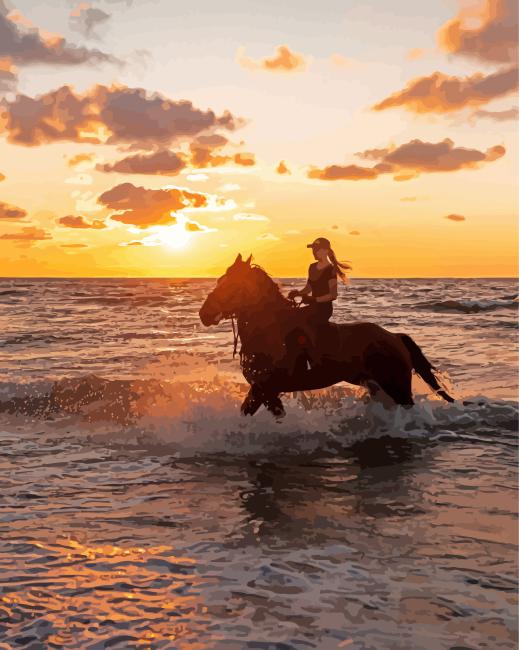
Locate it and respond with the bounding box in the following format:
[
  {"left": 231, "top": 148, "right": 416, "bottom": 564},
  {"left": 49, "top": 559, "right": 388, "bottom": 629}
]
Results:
[{"left": 0, "top": 277, "right": 517, "bottom": 649}]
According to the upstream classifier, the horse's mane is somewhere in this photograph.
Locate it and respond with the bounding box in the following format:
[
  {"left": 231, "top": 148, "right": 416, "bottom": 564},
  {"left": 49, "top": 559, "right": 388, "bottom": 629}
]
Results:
[{"left": 249, "top": 264, "right": 289, "bottom": 306}]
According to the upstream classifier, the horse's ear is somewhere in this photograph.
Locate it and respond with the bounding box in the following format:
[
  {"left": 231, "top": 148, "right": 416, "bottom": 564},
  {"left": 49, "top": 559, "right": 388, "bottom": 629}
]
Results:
[
  {"left": 234, "top": 253, "right": 242, "bottom": 265},
  {"left": 245, "top": 254, "right": 252, "bottom": 266}
]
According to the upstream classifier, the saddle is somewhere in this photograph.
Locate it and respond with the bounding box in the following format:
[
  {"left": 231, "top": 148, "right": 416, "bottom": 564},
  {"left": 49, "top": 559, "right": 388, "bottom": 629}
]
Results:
[{"left": 282, "top": 310, "right": 340, "bottom": 370}]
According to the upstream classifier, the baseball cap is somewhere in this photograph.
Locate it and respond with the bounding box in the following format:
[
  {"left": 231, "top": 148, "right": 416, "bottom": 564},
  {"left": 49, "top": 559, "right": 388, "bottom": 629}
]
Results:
[{"left": 306, "top": 237, "right": 331, "bottom": 249}]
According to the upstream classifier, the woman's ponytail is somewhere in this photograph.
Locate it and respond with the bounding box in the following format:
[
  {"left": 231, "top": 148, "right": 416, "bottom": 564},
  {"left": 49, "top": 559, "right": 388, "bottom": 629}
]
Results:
[{"left": 328, "top": 248, "right": 351, "bottom": 284}]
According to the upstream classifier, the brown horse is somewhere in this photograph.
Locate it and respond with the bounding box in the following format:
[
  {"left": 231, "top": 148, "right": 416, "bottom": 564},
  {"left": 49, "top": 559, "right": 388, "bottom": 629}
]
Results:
[{"left": 199, "top": 254, "right": 454, "bottom": 417}]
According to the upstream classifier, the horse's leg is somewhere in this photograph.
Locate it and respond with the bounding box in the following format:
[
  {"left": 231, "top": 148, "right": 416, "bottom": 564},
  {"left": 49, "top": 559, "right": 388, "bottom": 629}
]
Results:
[
  {"left": 241, "top": 383, "right": 285, "bottom": 417},
  {"left": 241, "top": 384, "right": 264, "bottom": 416},
  {"left": 365, "top": 347, "right": 414, "bottom": 407}
]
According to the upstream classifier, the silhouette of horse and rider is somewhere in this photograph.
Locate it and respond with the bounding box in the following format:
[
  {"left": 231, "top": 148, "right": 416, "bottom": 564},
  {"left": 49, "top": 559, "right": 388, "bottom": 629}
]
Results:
[{"left": 199, "top": 237, "right": 454, "bottom": 417}]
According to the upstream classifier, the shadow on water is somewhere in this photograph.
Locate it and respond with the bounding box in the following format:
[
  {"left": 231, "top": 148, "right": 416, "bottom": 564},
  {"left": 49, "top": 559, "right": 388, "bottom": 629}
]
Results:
[{"left": 232, "top": 436, "right": 430, "bottom": 548}]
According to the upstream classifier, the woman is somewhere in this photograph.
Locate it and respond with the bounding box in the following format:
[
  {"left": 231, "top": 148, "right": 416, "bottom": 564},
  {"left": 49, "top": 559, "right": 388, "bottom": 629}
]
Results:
[{"left": 288, "top": 237, "right": 350, "bottom": 325}]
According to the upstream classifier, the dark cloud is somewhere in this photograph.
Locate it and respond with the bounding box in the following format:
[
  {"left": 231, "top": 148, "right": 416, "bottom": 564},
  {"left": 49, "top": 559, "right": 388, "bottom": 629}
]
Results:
[
  {"left": 0, "top": 199, "right": 26, "bottom": 219},
  {"left": 59, "top": 214, "right": 106, "bottom": 229},
  {"left": 97, "top": 182, "right": 208, "bottom": 228},
  {"left": 308, "top": 138, "right": 505, "bottom": 181},
  {"left": 445, "top": 213, "right": 466, "bottom": 222},
  {"left": 355, "top": 147, "right": 390, "bottom": 160},
  {"left": 0, "top": 84, "right": 242, "bottom": 147},
  {"left": 438, "top": 0, "right": 517, "bottom": 64},
  {"left": 69, "top": 3, "right": 111, "bottom": 39},
  {"left": 0, "top": 226, "right": 51, "bottom": 240},
  {"left": 98, "top": 150, "right": 186, "bottom": 175},
  {"left": 372, "top": 66, "right": 518, "bottom": 114},
  {"left": 238, "top": 44, "right": 308, "bottom": 73},
  {"left": 0, "top": 1, "right": 117, "bottom": 68}
]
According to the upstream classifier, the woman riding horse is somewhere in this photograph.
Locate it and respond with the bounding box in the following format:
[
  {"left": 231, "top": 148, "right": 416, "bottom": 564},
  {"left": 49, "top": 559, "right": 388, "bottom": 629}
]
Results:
[{"left": 198, "top": 254, "right": 454, "bottom": 417}]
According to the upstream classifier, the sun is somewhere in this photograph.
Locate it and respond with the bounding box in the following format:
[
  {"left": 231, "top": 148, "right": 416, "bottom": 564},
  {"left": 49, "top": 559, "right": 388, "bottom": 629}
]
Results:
[{"left": 154, "top": 215, "right": 193, "bottom": 249}]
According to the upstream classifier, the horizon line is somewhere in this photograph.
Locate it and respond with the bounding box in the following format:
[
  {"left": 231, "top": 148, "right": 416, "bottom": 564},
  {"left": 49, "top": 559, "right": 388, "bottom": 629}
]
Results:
[{"left": 0, "top": 275, "right": 517, "bottom": 280}]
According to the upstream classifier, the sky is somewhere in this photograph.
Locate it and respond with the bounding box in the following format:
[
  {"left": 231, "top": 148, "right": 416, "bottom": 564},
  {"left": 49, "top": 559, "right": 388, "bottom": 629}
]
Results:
[{"left": 0, "top": 0, "right": 517, "bottom": 277}]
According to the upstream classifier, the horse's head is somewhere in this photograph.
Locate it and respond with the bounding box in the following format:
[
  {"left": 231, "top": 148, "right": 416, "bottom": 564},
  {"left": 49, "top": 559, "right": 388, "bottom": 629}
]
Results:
[{"left": 199, "top": 253, "right": 275, "bottom": 326}]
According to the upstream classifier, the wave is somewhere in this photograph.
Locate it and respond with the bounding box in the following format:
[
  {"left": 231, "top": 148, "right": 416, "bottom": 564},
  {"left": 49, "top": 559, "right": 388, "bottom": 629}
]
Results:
[
  {"left": 0, "top": 371, "right": 516, "bottom": 458},
  {"left": 417, "top": 297, "right": 518, "bottom": 314}
]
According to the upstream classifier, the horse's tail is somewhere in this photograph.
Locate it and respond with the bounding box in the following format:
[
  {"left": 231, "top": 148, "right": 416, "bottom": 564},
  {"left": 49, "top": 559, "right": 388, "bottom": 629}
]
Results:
[{"left": 398, "top": 333, "right": 455, "bottom": 403}]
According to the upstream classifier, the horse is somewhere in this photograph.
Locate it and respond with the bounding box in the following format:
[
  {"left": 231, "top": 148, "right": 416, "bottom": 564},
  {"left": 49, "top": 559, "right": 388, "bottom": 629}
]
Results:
[{"left": 199, "top": 253, "right": 454, "bottom": 417}]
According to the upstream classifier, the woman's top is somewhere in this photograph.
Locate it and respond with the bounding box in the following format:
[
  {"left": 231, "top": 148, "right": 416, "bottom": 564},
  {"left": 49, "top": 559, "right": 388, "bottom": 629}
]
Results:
[{"left": 308, "top": 263, "right": 337, "bottom": 299}]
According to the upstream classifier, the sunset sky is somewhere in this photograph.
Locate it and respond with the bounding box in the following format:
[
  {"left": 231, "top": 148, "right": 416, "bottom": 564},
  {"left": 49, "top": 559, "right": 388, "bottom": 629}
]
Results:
[{"left": 0, "top": 0, "right": 517, "bottom": 277}]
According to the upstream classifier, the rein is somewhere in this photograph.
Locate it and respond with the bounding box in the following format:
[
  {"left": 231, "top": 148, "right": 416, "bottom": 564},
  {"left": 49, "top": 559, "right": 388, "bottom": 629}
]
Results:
[
  {"left": 231, "top": 314, "right": 239, "bottom": 358},
  {"left": 229, "top": 297, "right": 300, "bottom": 359}
]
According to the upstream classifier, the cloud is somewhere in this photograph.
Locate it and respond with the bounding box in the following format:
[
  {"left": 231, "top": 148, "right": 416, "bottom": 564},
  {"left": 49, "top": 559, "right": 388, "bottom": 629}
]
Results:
[
  {"left": 0, "top": 56, "right": 17, "bottom": 91},
  {"left": 0, "top": 84, "right": 241, "bottom": 147},
  {"left": 349, "top": 230, "right": 360, "bottom": 235},
  {"left": 58, "top": 214, "right": 106, "bottom": 229},
  {"left": 276, "top": 160, "right": 290, "bottom": 174},
  {"left": 308, "top": 164, "right": 379, "bottom": 181},
  {"left": 445, "top": 213, "right": 466, "bottom": 221},
  {"left": 308, "top": 138, "right": 505, "bottom": 181},
  {"left": 70, "top": 3, "right": 111, "bottom": 39},
  {"left": 258, "top": 232, "right": 280, "bottom": 241},
  {"left": 0, "top": 171, "right": 4, "bottom": 181},
  {"left": 0, "top": 226, "right": 51, "bottom": 241},
  {"left": 61, "top": 243, "right": 88, "bottom": 248},
  {"left": 372, "top": 66, "right": 518, "bottom": 114},
  {"left": 97, "top": 182, "right": 208, "bottom": 228},
  {"left": 98, "top": 150, "right": 186, "bottom": 175},
  {"left": 0, "top": 199, "right": 26, "bottom": 219},
  {"left": 471, "top": 106, "right": 519, "bottom": 121},
  {"left": 406, "top": 48, "right": 425, "bottom": 61},
  {"left": 218, "top": 183, "right": 240, "bottom": 192},
  {"left": 438, "top": 0, "right": 517, "bottom": 64},
  {"left": 355, "top": 147, "right": 391, "bottom": 161},
  {"left": 234, "top": 152, "right": 255, "bottom": 166},
  {"left": 233, "top": 212, "right": 269, "bottom": 222},
  {"left": 0, "top": 1, "right": 117, "bottom": 69},
  {"left": 329, "top": 53, "right": 357, "bottom": 68},
  {"left": 68, "top": 152, "right": 95, "bottom": 168},
  {"left": 400, "top": 196, "right": 417, "bottom": 202},
  {"left": 237, "top": 45, "right": 308, "bottom": 73},
  {"left": 186, "top": 173, "right": 209, "bottom": 181}
]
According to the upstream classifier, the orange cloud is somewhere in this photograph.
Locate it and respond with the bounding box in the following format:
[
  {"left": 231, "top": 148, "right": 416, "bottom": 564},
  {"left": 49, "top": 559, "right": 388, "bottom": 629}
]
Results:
[
  {"left": 0, "top": 84, "right": 241, "bottom": 147},
  {"left": 0, "top": 56, "right": 17, "bottom": 91},
  {"left": 308, "top": 164, "right": 379, "bottom": 181},
  {"left": 59, "top": 215, "right": 107, "bottom": 229},
  {"left": 97, "top": 182, "right": 208, "bottom": 228},
  {"left": 0, "top": 226, "right": 51, "bottom": 241},
  {"left": 0, "top": 200, "right": 27, "bottom": 220},
  {"left": 0, "top": 172, "right": 4, "bottom": 181},
  {"left": 406, "top": 48, "right": 425, "bottom": 61},
  {"left": 61, "top": 243, "right": 89, "bottom": 248},
  {"left": 234, "top": 152, "right": 255, "bottom": 166},
  {"left": 372, "top": 66, "right": 518, "bottom": 114},
  {"left": 309, "top": 138, "right": 505, "bottom": 181},
  {"left": 445, "top": 213, "right": 466, "bottom": 221},
  {"left": 99, "top": 150, "right": 186, "bottom": 175},
  {"left": 238, "top": 45, "right": 308, "bottom": 73},
  {"left": 68, "top": 152, "right": 95, "bottom": 168},
  {"left": 349, "top": 230, "right": 360, "bottom": 235},
  {"left": 276, "top": 160, "right": 290, "bottom": 174},
  {"left": 438, "top": 0, "right": 517, "bottom": 64},
  {"left": 329, "top": 53, "right": 357, "bottom": 68}
]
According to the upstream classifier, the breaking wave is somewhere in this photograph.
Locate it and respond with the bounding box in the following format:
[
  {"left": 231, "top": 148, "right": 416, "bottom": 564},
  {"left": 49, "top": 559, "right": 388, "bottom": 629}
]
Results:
[
  {"left": 1, "top": 368, "right": 516, "bottom": 458},
  {"left": 417, "top": 296, "right": 518, "bottom": 314}
]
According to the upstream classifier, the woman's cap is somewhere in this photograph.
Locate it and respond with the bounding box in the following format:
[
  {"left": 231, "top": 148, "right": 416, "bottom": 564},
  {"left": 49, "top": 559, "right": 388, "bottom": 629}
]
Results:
[{"left": 307, "top": 237, "right": 331, "bottom": 249}]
